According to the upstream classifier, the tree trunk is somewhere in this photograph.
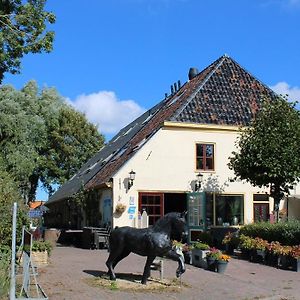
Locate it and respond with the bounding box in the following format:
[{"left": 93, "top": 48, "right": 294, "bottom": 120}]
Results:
[{"left": 272, "top": 184, "right": 282, "bottom": 223}]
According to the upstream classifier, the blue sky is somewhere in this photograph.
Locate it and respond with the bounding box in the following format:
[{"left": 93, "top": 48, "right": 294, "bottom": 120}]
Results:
[{"left": 3, "top": 0, "right": 300, "bottom": 199}]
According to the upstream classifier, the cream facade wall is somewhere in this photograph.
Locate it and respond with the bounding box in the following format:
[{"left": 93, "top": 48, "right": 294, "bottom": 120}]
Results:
[{"left": 111, "top": 123, "right": 272, "bottom": 228}]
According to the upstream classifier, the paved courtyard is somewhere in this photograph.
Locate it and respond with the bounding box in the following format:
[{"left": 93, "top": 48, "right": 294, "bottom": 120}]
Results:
[{"left": 38, "top": 246, "right": 300, "bottom": 300}]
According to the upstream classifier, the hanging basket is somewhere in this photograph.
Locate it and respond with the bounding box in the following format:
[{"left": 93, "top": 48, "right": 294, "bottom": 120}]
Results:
[{"left": 115, "top": 203, "right": 127, "bottom": 214}]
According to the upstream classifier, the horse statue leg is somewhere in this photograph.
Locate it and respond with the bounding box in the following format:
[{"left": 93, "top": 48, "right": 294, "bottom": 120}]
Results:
[
  {"left": 141, "top": 255, "right": 156, "bottom": 284},
  {"left": 106, "top": 248, "right": 129, "bottom": 280},
  {"left": 167, "top": 249, "right": 186, "bottom": 277}
]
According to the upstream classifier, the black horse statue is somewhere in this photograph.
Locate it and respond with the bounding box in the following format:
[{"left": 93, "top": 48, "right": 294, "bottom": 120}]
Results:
[{"left": 106, "top": 212, "right": 187, "bottom": 284}]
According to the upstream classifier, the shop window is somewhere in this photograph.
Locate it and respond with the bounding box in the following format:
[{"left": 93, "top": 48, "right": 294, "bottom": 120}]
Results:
[
  {"left": 139, "top": 193, "right": 163, "bottom": 225},
  {"left": 196, "top": 143, "right": 214, "bottom": 171},
  {"left": 215, "top": 194, "right": 244, "bottom": 226}
]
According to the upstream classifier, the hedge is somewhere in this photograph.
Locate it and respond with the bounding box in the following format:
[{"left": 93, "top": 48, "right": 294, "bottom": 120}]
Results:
[{"left": 239, "top": 220, "right": 300, "bottom": 246}]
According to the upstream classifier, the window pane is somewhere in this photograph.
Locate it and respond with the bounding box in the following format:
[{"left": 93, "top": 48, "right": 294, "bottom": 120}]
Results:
[
  {"left": 206, "top": 145, "right": 213, "bottom": 157},
  {"left": 206, "top": 158, "right": 213, "bottom": 170},
  {"left": 216, "top": 195, "right": 244, "bottom": 225},
  {"left": 197, "top": 158, "right": 203, "bottom": 169},
  {"left": 196, "top": 144, "right": 203, "bottom": 156}
]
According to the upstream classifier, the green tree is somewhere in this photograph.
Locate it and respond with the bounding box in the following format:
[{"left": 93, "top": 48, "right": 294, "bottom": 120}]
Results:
[
  {"left": 0, "top": 81, "right": 105, "bottom": 203},
  {"left": 229, "top": 96, "right": 300, "bottom": 221},
  {"left": 0, "top": 0, "right": 55, "bottom": 83}
]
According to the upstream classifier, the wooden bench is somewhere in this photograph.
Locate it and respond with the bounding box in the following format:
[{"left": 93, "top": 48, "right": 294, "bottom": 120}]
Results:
[{"left": 83, "top": 226, "right": 111, "bottom": 250}]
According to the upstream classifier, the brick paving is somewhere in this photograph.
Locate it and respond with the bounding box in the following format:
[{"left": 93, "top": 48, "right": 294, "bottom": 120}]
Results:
[{"left": 38, "top": 246, "right": 300, "bottom": 300}]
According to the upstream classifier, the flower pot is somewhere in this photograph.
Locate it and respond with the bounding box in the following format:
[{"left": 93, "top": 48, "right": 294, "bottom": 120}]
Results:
[
  {"left": 206, "top": 257, "right": 217, "bottom": 272},
  {"left": 217, "top": 260, "right": 228, "bottom": 274},
  {"left": 184, "top": 251, "right": 192, "bottom": 264},
  {"left": 291, "top": 258, "right": 300, "bottom": 272},
  {"left": 192, "top": 249, "right": 209, "bottom": 268}
]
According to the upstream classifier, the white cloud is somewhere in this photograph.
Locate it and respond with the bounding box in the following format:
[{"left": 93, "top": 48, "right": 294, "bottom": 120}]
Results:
[
  {"left": 270, "top": 82, "right": 300, "bottom": 108},
  {"left": 67, "top": 91, "right": 146, "bottom": 136}
]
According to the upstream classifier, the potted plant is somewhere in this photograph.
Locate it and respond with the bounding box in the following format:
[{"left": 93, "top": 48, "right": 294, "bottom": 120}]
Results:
[
  {"left": 290, "top": 245, "right": 300, "bottom": 272},
  {"left": 21, "top": 240, "right": 52, "bottom": 267},
  {"left": 239, "top": 234, "right": 255, "bottom": 260},
  {"left": 252, "top": 237, "right": 269, "bottom": 263},
  {"left": 182, "top": 243, "right": 193, "bottom": 265},
  {"left": 206, "top": 247, "right": 222, "bottom": 272},
  {"left": 216, "top": 254, "right": 231, "bottom": 274},
  {"left": 114, "top": 203, "right": 126, "bottom": 214},
  {"left": 191, "top": 241, "right": 210, "bottom": 268},
  {"left": 222, "top": 231, "right": 240, "bottom": 254},
  {"left": 266, "top": 241, "right": 282, "bottom": 267}
]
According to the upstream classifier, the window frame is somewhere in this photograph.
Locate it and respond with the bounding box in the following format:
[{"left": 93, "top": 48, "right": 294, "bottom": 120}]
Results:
[
  {"left": 195, "top": 143, "right": 215, "bottom": 171},
  {"left": 138, "top": 192, "right": 163, "bottom": 225}
]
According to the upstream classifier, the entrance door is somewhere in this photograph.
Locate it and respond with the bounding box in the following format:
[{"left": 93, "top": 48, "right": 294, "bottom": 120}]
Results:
[
  {"left": 187, "top": 192, "right": 206, "bottom": 242},
  {"left": 253, "top": 203, "right": 269, "bottom": 222}
]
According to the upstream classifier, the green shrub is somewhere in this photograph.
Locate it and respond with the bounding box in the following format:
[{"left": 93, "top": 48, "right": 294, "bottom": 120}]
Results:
[
  {"left": 31, "top": 241, "right": 52, "bottom": 255},
  {"left": 0, "top": 246, "right": 11, "bottom": 299},
  {"left": 239, "top": 220, "right": 300, "bottom": 246},
  {"left": 192, "top": 241, "right": 210, "bottom": 250}
]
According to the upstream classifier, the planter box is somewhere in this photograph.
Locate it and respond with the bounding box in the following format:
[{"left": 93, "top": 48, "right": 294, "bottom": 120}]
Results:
[
  {"left": 19, "top": 250, "right": 49, "bottom": 268},
  {"left": 291, "top": 258, "right": 300, "bottom": 272},
  {"left": 192, "top": 249, "right": 209, "bottom": 268}
]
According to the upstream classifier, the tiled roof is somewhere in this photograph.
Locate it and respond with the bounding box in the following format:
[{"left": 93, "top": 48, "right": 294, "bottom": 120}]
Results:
[{"left": 48, "top": 55, "right": 277, "bottom": 204}]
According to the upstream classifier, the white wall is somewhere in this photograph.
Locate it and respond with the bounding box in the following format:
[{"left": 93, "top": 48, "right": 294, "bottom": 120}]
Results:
[{"left": 112, "top": 124, "right": 272, "bottom": 227}]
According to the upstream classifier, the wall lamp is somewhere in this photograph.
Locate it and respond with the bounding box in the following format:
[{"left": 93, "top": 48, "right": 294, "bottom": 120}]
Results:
[
  {"left": 195, "top": 172, "right": 203, "bottom": 192},
  {"left": 128, "top": 170, "right": 136, "bottom": 190}
]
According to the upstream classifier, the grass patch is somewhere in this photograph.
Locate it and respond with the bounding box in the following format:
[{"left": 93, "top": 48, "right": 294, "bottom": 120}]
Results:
[{"left": 84, "top": 273, "right": 190, "bottom": 293}]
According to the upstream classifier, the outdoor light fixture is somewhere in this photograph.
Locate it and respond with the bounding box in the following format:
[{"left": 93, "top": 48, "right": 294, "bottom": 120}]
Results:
[
  {"left": 195, "top": 172, "right": 203, "bottom": 191},
  {"left": 128, "top": 170, "right": 136, "bottom": 190}
]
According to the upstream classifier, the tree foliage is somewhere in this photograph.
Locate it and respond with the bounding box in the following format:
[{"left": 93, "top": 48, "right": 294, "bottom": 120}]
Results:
[
  {"left": 0, "top": 0, "right": 55, "bottom": 82},
  {"left": 0, "top": 81, "right": 105, "bottom": 203},
  {"left": 229, "top": 96, "right": 300, "bottom": 214}
]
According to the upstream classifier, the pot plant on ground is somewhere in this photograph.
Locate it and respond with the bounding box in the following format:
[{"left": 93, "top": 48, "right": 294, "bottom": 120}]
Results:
[
  {"left": 206, "top": 247, "right": 222, "bottom": 272},
  {"left": 191, "top": 241, "right": 210, "bottom": 268}
]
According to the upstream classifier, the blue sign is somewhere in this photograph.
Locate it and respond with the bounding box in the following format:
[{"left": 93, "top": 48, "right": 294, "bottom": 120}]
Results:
[
  {"left": 28, "top": 210, "right": 43, "bottom": 218},
  {"left": 128, "top": 206, "right": 136, "bottom": 214}
]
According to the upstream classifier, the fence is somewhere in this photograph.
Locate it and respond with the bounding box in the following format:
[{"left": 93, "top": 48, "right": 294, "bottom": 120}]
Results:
[
  {"left": 10, "top": 202, "right": 48, "bottom": 300},
  {"left": 133, "top": 210, "right": 149, "bottom": 228}
]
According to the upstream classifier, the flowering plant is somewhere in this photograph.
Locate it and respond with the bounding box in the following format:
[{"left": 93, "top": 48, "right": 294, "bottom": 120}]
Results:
[
  {"left": 206, "top": 247, "right": 222, "bottom": 260},
  {"left": 290, "top": 245, "right": 300, "bottom": 259},
  {"left": 182, "top": 243, "right": 193, "bottom": 252},
  {"left": 222, "top": 231, "right": 240, "bottom": 248},
  {"left": 114, "top": 203, "right": 126, "bottom": 214},
  {"left": 218, "top": 254, "right": 231, "bottom": 262},
  {"left": 266, "top": 241, "right": 282, "bottom": 255},
  {"left": 253, "top": 237, "right": 269, "bottom": 251}
]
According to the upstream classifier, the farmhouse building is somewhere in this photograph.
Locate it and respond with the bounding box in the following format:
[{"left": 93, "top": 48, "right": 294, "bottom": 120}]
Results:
[{"left": 45, "top": 55, "right": 300, "bottom": 240}]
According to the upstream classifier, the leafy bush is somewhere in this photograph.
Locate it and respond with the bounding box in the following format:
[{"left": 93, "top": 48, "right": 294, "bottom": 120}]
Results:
[
  {"left": 239, "top": 220, "right": 300, "bottom": 246},
  {"left": 0, "top": 246, "right": 11, "bottom": 298},
  {"left": 192, "top": 241, "right": 210, "bottom": 250},
  {"left": 31, "top": 241, "right": 53, "bottom": 255}
]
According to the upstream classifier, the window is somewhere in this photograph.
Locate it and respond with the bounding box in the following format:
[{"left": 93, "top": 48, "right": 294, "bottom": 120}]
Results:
[
  {"left": 215, "top": 194, "right": 244, "bottom": 226},
  {"left": 253, "top": 203, "right": 269, "bottom": 222},
  {"left": 139, "top": 193, "right": 163, "bottom": 225},
  {"left": 253, "top": 194, "right": 269, "bottom": 222},
  {"left": 196, "top": 143, "right": 214, "bottom": 171}
]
